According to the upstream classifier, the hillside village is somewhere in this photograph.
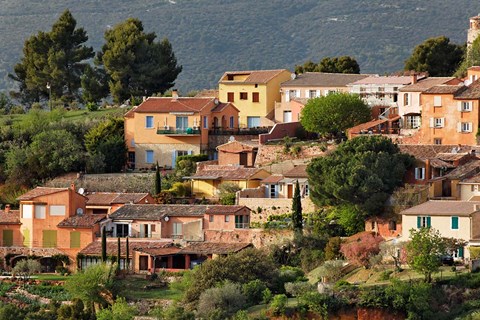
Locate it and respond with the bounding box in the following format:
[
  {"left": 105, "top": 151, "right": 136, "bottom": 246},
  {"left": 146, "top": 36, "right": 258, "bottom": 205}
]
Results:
[{"left": 4, "top": 11, "right": 480, "bottom": 320}]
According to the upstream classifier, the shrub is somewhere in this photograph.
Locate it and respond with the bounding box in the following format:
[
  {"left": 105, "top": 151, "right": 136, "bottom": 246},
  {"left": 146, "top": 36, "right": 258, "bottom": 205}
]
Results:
[
  {"left": 340, "top": 233, "right": 383, "bottom": 268},
  {"left": 242, "top": 279, "right": 267, "bottom": 305},
  {"left": 86, "top": 102, "right": 99, "bottom": 112},
  {"left": 470, "top": 247, "right": 480, "bottom": 260},
  {"left": 325, "top": 237, "right": 343, "bottom": 261},
  {"left": 197, "top": 282, "right": 246, "bottom": 320},
  {"left": 379, "top": 270, "right": 393, "bottom": 281},
  {"left": 262, "top": 288, "right": 273, "bottom": 304},
  {"left": 316, "top": 260, "right": 345, "bottom": 283},
  {"left": 284, "top": 281, "right": 315, "bottom": 298},
  {"left": 269, "top": 294, "right": 287, "bottom": 316}
]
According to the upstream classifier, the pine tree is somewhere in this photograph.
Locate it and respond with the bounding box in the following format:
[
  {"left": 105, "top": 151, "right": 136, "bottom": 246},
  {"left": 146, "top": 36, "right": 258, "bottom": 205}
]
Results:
[
  {"left": 101, "top": 226, "right": 107, "bottom": 262},
  {"left": 291, "top": 180, "right": 303, "bottom": 234}
]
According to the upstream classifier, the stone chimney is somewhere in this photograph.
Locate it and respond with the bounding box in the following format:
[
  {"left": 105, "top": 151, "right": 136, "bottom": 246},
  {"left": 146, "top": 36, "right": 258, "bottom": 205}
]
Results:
[
  {"left": 172, "top": 89, "right": 179, "bottom": 100},
  {"left": 411, "top": 74, "right": 418, "bottom": 84},
  {"left": 5, "top": 204, "right": 10, "bottom": 213}
]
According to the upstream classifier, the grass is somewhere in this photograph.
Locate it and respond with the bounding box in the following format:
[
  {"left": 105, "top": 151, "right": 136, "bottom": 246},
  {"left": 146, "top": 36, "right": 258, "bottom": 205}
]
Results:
[
  {"left": 33, "top": 274, "right": 69, "bottom": 281},
  {"left": 116, "top": 276, "right": 184, "bottom": 301},
  {"left": 24, "top": 284, "right": 70, "bottom": 301},
  {"left": 247, "top": 298, "right": 298, "bottom": 318}
]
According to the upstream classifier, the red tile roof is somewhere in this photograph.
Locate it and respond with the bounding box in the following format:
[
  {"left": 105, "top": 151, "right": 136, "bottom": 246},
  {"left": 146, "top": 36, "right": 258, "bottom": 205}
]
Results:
[
  {"left": 401, "top": 200, "right": 480, "bottom": 216},
  {"left": 133, "top": 97, "right": 215, "bottom": 113},
  {"left": 86, "top": 192, "right": 151, "bottom": 206},
  {"left": 423, "top": 85, "right": 465, "bottom": 95},
  {"left": 179, "top": 242, "right": 252, "bottom": 255},
  {"left": 79, "top": 240, "right": 174, "bottom": 257},
  {"left": 261, "top": 175, "right": 284, "bottom": 184},
  {"left": 210, "top": 102, "right": 239, "bottom": 113},
  {"left": 205, "top": 205, "right": 249, "bottom": 215},
  {"left": 350, "top": 76, "right": 413, "bottom": 85},
  {"left": 284, "top": 165, "right": 308, "bottom": 178},
  {"left": 57, "top": 214, "right": 105, "bottom": 228},
  {"left": 191, "top": 165, "right": 268, "bottom": 180},
  {"left": 399, "top": 77, "right": 458, "bottom": 92},
  {"left": 17, "top": 187, "right": 70, "bottom": 201},
  {"left": 109, "top": 204, "right": 208, "bottom": 220},
  {"left": 455, "top": 79, "right": 480, "bottom": 99},
  {"left": 0, "top": 210, "right": 20, "bottom": 225},
  {"left": 219, "top": 70, "right": 288, "bottom": 84}
]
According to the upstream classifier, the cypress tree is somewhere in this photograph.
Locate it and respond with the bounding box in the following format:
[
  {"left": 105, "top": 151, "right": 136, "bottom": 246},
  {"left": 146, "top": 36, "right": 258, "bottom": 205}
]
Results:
[
  {"left": 292, "top": 180, "right": 303, "bottom": 234},
  {"left": 101, "top": 226, "right": 107, "bottom": 262},
  {"left": 155, "top": 161, "right": 162, "bottom": 195},
  {"left": 117, "top": 237, "right": 121, "bottom": 271},
  {"left": 126, "top": 237, "right": 130, "bottom": 272}
]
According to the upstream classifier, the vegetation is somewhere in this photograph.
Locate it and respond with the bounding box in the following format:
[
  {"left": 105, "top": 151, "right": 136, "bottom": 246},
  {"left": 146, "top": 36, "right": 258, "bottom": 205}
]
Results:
[
  {"left": 218, "top": 182, "right": 241, "bottom": 205},
  {"left": 12, "top": 259, "right": 41, "bottom": 285},
  {"left": 300, "top": 92, "right": 371, "bottom": 138},
  {"left": 340, "top": 233, "right": 383, "bottom": 268},
  {"left": 457, "top": 36, "right": 480, "bottom": 77},
  {"left": 295, "top": 56, "right": 360, "bottom": 74},
  {"left": 291, "top": 180, "right": 303, "bottom": 235},
  {"left": 404, "top": 36, "right": 464, "bottom": 76}
]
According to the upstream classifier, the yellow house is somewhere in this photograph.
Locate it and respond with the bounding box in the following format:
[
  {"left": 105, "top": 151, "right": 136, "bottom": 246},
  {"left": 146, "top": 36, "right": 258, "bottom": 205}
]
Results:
[
  {"left": 125, "top": 92, "right": 239, "bottom": 169},
  {"left": 218, "top": 69, "right": 291, "bottom": 128},
  {"left": 189, "top": 164, "right": 271, "bottom": 198}
]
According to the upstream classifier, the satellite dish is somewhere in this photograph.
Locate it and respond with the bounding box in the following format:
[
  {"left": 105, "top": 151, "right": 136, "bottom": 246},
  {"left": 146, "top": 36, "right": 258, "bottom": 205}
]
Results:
[
  {"left": 229, "top": 136, "right": 235, "bottom": 142},
  {"left": 290, "top": 73, "right": 296, "bottom": 80},
  {"left": 164, "top": 216, "right": 170, "bottom": 222},
  {"left": 78, "top": 188, "right": 85, "bottom": 195},
  {"left": 76, "top": 208, "right": 84, "bottom": 216}
]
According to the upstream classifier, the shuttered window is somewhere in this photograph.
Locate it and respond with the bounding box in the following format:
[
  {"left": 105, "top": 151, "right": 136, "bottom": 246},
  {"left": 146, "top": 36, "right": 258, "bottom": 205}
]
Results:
[
  {"left": 451, "top": 216, "right": 459, "bottom": 230},
  {"left": 70, "top": 231, "right": 81, "bottom": 248}
]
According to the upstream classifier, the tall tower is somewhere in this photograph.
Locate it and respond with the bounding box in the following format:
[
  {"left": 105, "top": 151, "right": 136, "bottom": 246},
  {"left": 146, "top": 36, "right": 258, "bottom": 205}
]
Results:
[{"left": 468, "top": 14, "right": 480, "bottom": 48}]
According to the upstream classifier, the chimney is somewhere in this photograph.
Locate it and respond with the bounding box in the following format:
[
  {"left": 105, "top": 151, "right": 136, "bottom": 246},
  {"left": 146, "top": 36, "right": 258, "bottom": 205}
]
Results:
[
  {"left": 172, "top": 89, "right": 179, "bottom": 100},
  {"left": 143, "top": 96, "right": 147, "bottom": 102},
  {"left": 70, "top": 183, "right": 75, "bottom": 191},
  {"left": 5, "top": 204, "right": 10, "bottom": 213},
  {"left": 411, "top": 74, "right": 418, "bottom": 84}
]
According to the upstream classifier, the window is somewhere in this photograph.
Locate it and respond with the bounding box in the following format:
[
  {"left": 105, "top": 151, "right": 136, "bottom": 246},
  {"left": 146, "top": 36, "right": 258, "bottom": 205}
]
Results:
[
  {"left": 252, "top": 92, "right": 259, "bottom": 102},
  {"left": 388, "top": 220, "right": 397, "bottom": 231},
  {"left": 227, "top": 92, "right": 234, "bottom": 102},
  {"left": 406, "top": 115, "right": 420, "bottom": 129},
  {"left": 203, "top": 116, "right": 208, "bottom": 129},
  {"left": 70, "top": 231, "right": 81, "bottom": 248},
  {"left": 270, "top": 184, "right": 277, "bottom": 198},
  {"left": 21, "top": 204, "right": 33, "bottom": 219},
  {"left": 2, "top": 230, "right": 13, "bottom": 247},
  {"left": 309, "top": 90, "right": 317, "bottom": 98},
  {"left": 434, "top": 138, "right": 442, "bottom": 145},
  {"left": 225, "top": 215, "right": 230, "bottom": 222},
  {"left": 429, "top": 117, "right": 444, "bottom": 128},
  {"left": 283, "top": 111, "right": 292, "bottom": 123},
  {"left": 146, "top": 150, "right": 154, "bottom": 164},
  {"left": 240, "top": 92, "right": 248, "bottom": 100},
  {"left": 230, "top": 116, "right": 234, "bottom": 128},
  {"left": 289, "top": 90, "right": 298, "bottom": 99},
  {"left": 235, "top": 215, "right": 249, "bottom": 229},
  {"left": 247, "top": 116, "right": 260, "bottom": 128},
  {"left": 145, "top": 116, "right": 154, "bottom": 128},
  {"left": 453, "top": 247, "right": 464, "bottom": 258},
  {"left": 35, "top": 205, "right": 46, "bottom": 219},
  {"left": 414, "top": 167, "right": 425, "bottom": 180},
  {"left": 176, "top": 116, "right": 188, "bottom": 130},
  {"left": 417, "top": 216, "right": 431, "bottom": 228},
  {"left": 458, "top": 122, "right": 473, "bottom": 133},
  {"left": 209, "top": 215, "right": 214, "bottom": 222},
  {"left": 173, "top": 223, "right": 183, "bottom": 236},
  {"left": 460, "top": 101, "right": 472, "bottom": 112},
  {"left": 434, "top": 96, "right": 442, "bottom": 107},
  {"left": 177, "top": 150, "right": 188, "bottom": 157},
  {"left": 451, "top": 216, "right": 459, "bottom": 230},
  {"left": 304, "top": 184, "right": 309, "bottom": 196},
  {"left": 49, "top": 205, "right": 66, "bottom": 216},
  {"left": 116, "top": 224, "right": 129, "bottom": 237},
  {"left": 404, "top": 93, "right": 409, "bottom": 106}
]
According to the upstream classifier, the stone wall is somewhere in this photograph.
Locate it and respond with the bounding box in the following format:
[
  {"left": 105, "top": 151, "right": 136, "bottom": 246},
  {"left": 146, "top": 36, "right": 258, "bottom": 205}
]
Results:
[
  {"left": 239, "top": 197, "right": 316, "bottom": 223},
  {"left": 255, "top": 144, "right": 331, "bottom": 166},
  {"left": 237, "top": 186, "right": 266, "bottom": 198},
  {"left": 204, "top": 228, "right": 293, "bottom": 248}
]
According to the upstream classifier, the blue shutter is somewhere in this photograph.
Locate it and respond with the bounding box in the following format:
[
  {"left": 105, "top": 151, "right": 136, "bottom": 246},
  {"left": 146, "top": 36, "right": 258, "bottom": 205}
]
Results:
[
  {"left": 451, "top": 216, "right": 459, "bottom": 230},
  {"left": 417, "top": 216, "right": 421, "bottom": 228},
  {"left": 426, "top": 216, "right": 431, "bottom": 228},
  {"left": 459, "top": 246, "right": 464, "bottom": 258},
  {"left": 171, "top": 150, "right": 177, "bottom": 169}
]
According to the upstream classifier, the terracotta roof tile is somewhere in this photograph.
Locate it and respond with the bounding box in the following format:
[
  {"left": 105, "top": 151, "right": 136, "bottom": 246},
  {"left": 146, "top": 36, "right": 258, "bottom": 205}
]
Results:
[
  {"left": 57, "top": 214, "right": 105, "bottom": 228},
  {"left": 440, "top": 160, "right": 480, "bottom": 180},
  {"left": 179, "top": 242, "right": 252, "bottom": 255},
  {"left": 0, "top": 210, "right": 20, "bottom": 225},
  {"left": 79, "top": 240, "right": 174, "bottom": 257},
  {"left": 133, "top": 97, "right": 215, "bottom": 113},
  {"left": 399, "top": 77, "right": 458, "bottom": 92},
  {"left": 86, "top": 192, "right": 151, "bottom": 206},
  {"left": 210, "top": 102, "right": 239, "bottom": 113},
  {"left": 191, "top": 165, "right": 267, "bottom": 180},
  {"left": 109, "top": 204, "right": 208, "bottom": 221},
  {"left": 398, "top": 145, "right": 468, "bottom": 160},
  {"left": 423, "top": 85, "right": 465, "bottom": 95},
  {"left": 17, "top": 187, "right": 69, "bottom": 201},
  {"left": 0, "top": 247, "right": 65, "bottom": 257},
  {"left": 219, "top": 69, "right": 288, "bottom": 84},
  {"left": 205, "top": 205, "right": 248, "bottom": 214},
  {"left": 194, "top": 89, "right": 219, "bottom": 98},
  {"left": 429, "top": 159, "right": 455, "bottom": 169},
  {"left": 401, "top": 200, "right": 480, "bottom": 216},
  {"left": 455, "top": 79, "right": 480, "bottom": 99},
  {"left": 261, "top": 175, "right": 284, "bottom": 184},
  {"left": 281, "top": 72, "right": 370, "bottom": 87},
  {"left": 284, "top": 165, "right": 308, "bottom": 178},
  {"left": 350, "top": 76, "right": 414, "bottom": 85}
]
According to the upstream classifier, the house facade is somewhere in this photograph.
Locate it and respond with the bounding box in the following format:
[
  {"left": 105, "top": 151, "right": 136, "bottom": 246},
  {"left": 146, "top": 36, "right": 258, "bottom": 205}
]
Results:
[
  {"left": 124, "top": 93, "right": 239, "bottom": 169},
  {"left": 218, "top": 69, "right": 291, "bottom": 128}
]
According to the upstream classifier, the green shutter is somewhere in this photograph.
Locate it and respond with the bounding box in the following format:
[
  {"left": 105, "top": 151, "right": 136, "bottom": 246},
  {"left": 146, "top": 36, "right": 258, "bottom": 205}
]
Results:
[
  {"left": 452, "top": 216, "right": 459, "bottom": 230},
  {"left": 2, "top": 230, "right": 13, "bottom": 247},
  {"left": 426, "top": 216, "right": 431, "bottom": 228},
  {"left": 42, "top": 230, "right": 57, "bottom": 248},
  {"left": 417, "top": 216, "right": 421, "bottom": 228},
  {"left": 23, "top": 228, "right": 30, "bottom": 247},
  {"left": 459, "top": 246, "right": 464, "bottom": 258},
  {"left": 70, "top": 231, "right": 81, "bottom": 248}
]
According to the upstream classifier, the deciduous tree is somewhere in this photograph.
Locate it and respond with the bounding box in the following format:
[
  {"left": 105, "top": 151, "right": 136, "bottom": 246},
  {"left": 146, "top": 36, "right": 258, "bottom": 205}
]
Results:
[
  {"left": 340, "top": 233, "right": 383, "bottom": 268},
  {"left": 404, "top": 36, "right": 464, "bottom": 76},
  {"left": 300, "top": 92, "right": 371, "bottom": 137}
]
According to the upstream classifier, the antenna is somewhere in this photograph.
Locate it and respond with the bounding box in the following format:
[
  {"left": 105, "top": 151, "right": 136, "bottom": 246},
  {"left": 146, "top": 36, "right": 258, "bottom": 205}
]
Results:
[{"left": 290, "top": 73, "right": 296, "bottom": 80}]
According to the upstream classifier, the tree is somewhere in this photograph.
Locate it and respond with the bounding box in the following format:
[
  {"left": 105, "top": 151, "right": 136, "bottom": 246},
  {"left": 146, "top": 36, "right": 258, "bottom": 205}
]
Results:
[
  {"left": 291, "top": 180, "right": 303, "bottom": 235},
  {"left": 65, "top": 263, "right": 116, "bottom": 313},
  {"left": 315, "top": 260, "right": 345, "bottom": 283},
  {"left": 197, "top": 282, "right": 247, "bottom": 320},
  {"left": 380, "top": 240, "right": 406, "bottom": 272},
  {"left": 116, "top": 237, "right": 121, "bottom": 272},
  {"left": 324, "top": 237, "right": 343, "bottom": 261},
  {"left": 9, "top": 10, "right": 94, "bottom": 104},
  {"left": 96, "top": 297, "right": 137, "bottom": 320},
  {"left": 98, "top": 18, "right": 182, "bottom": 103},
  {"left": 307, "top": 136, "right": 413, "bottom": 216},
  {"left": 404, "top": 36, "right": 464, "bottom": 76},
  {"left": 340, "top": 233, "right": 383, "bottom": 268},
  {"left": 218, "top": 182, "right": 241, "bottom": 205},
  {"left": 102, "top": 226, "right": 107, "bottom": 262},
  {"left": 155, "top": 162, "right": 162, "bottom": 195},
  {"left": 12, "top": 259, "right": 41, "bottom": 286},
  {"left": 80, "top": 64, "right": 109, "bottom": 104},
  {"left": 456, "top": 36, "right": 480, "bottom": 77},
  {"left": 406, "top": 228, "right": 447, "bottom": 283},
  {"left": 126, "top": 237, "right": 130, "bottom": 272},
  {"left": 295, "top": 56, "right": 360, "bottom": 74},
  {"left": 300, "top": 92, "right": 371, "bottom": 137}
]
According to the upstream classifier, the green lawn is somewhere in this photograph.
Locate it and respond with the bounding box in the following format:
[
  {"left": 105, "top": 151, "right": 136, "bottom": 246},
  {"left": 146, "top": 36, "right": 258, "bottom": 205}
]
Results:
[
  {"left": 115, "top": 276, "right": 184, "bottom": 301},
  {"left": 33, "top": 274, "right": 69, "bottom": 281}
]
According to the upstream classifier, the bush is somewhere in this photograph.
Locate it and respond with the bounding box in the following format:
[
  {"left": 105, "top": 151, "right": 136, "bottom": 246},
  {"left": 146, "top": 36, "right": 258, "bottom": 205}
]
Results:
[
  {"left": 149, "top": 302, "right": 194, "bottom": 320},
  {"left": 197, "top": 282, "right": 246, "bottom": 320},
  {"left": 262, "top": 288, "right": 273, "bottom": 304},
  {"left": 86, "top": 102, "right": 99, "bottom": 112},
  {"left": 220, "top": 192, "right": 236, "bottom": 205},
  {"left": 55, "top": 266, "right": 70, "bottom": 275},
  {"left": 325, "top": 237, "right": 343, "bottom": 261},
  {"left": 242, "top": 280, "right": 267, "bottom": 305},
  {"left": 470, "top": 247, "right": 480, "bottom": 260},
  {"left": 299, "top": 291, "right": 345, "bottom": 314},
  {"left": 379, "top": 270, "right": 393, "bottom": 281},
  {"left": 284, "top": 281, "right": 315, "bottom": 298},
  {"left": 269, "top": 294, "right": 287, "bottom": 316}
]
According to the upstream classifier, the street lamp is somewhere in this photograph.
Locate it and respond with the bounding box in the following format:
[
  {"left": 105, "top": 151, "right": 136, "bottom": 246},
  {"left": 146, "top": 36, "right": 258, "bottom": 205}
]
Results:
[{"left": 46, "top": 82, "right": 51, "bottom": 110}]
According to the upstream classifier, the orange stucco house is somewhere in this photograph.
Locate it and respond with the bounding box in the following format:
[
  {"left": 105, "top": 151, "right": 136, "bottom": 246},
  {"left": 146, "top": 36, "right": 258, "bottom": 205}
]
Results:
[{"left": 124, "top": 92, "right": 239, "bottom": 170}]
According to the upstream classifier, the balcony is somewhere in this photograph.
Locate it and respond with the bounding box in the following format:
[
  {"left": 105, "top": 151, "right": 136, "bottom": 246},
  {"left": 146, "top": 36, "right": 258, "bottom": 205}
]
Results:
[
  {"left": 95, "top": 231, "right": 160, "bottom": 239},
  {"left": 208, "top": 127, "right": 270, "bottom": 135},
  {"left": 235, "top": 223, "right": 250, "bottom": 229},
  {"left": 157, "top": 127, "right": 201, "bottom": 135}
]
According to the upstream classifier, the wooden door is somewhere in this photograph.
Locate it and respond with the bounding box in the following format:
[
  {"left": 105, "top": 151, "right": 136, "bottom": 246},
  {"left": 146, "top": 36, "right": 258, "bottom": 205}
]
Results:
[
  {"left": 287, "top": 184, "right": 293, "bottom": 198},
  {"left": 139, "top": 256, "right": 149, "bottom": 271}
]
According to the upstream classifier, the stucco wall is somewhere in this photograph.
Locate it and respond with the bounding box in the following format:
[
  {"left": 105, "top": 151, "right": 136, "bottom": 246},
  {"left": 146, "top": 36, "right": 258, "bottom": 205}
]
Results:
[{"left": 135, "top": 142, "right": 201, "bottom": 169}]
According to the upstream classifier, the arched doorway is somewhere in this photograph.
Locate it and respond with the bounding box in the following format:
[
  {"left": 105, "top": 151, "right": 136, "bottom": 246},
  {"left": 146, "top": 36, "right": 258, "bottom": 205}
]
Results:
[{"left": 39, "top": 257, "right": 61, "bottom": 273}]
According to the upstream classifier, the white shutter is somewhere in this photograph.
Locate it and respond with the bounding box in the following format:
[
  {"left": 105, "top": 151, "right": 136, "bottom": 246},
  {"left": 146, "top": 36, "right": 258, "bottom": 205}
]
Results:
[
  {"left": 440, "top": 118, "right": 445, "bottom": 127},
  {"left": 429, "top": 118, "right": 434, "bottom": 128},
  {"left": 305, "top": 90, "right": 310, "bottom": 98},
  {"left": 434, "top": 96, "right": 442, "bottom": 107},
  {"left": 296, "top": 90, "right": 300, "bottom": 98},
  {"left": 469, "top": 122, "right": 473, "bottom": 132},
  {"left": 316, "top": 90, "right": 321, "bottom": 97},
  {"left": 286, "top": 90, "right": 290, "bottom": 102},
  {"left": 457, "top": 122, "right": 462, "bottom": 132},
  {"left": 421, "top": 168, "right": 426, "bottom": 180},
  {"left": 414, "top": 168, "right": 419, "bottom": 180},
  {"left": 457, "top": 102, "right": 463, "bottom": 112}
]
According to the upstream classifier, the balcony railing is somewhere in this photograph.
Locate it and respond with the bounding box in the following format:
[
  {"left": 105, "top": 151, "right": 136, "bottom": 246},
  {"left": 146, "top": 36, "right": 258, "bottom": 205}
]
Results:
[
  {"left": 157, "top": 128, "right": 201, "bottom": 135},
  {"left": 235, "top": 223, "right": 250, "bottom": 229},
  {"left": 208, "top": 127, "right": 270, "bottom": 135},
  {"left": 95, "top": 231, "right": 159, "bottom": 239}
]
